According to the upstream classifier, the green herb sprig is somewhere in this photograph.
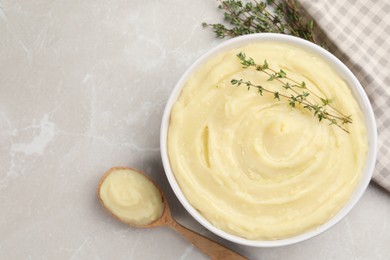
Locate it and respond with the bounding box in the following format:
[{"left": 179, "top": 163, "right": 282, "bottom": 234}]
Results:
[
  {"left": 203, "top": 0, "right": 319, "bottom": 45},
  {"left": 232, "top": 52, "right": 352, "bottom": 132}
]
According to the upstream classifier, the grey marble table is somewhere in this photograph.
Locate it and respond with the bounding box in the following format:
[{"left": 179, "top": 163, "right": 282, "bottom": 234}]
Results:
[{"left": 1, "top": 1, "right": 389, "bottom": 259}]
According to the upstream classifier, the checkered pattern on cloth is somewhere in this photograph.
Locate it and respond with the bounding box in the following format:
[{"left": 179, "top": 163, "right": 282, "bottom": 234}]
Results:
[{"left": 299, "top": 0, "right": 390, "bottom": 191}]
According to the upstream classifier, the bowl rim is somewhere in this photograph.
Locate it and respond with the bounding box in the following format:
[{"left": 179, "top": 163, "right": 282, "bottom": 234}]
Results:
[{"left": 160, "top": 33, "right": 377, "bottom": 247}]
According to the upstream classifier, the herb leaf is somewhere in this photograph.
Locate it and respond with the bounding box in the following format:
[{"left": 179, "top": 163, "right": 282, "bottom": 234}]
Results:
[
  {"left": 203, "top": 0, "right": 320, "bottom": 45},
  {"left": 231, "top": 53, "right": 352, "bottom": 133}
]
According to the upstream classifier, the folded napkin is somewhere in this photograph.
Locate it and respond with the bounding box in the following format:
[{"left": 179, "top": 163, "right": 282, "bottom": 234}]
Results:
[{"left": 299, "top": 0, "right": 390, "bottom": 191}]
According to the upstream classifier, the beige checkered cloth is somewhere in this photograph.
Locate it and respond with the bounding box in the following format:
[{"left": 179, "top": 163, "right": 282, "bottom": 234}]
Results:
[{"left": 299, "top": 0, "right": 390, "bottom": 191}]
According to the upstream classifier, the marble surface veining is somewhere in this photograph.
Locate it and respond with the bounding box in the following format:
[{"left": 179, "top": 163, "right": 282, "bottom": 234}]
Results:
[{"left": 0, "top": 0, "right": 389, "bottom": 259}]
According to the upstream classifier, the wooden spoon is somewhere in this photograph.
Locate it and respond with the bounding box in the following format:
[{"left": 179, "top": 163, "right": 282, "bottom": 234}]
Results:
[{"left": 98, "top": 167, "right": 247, "bottom": 260}]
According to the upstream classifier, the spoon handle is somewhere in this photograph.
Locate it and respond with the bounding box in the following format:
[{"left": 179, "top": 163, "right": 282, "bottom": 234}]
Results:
[{"left": 167, "top": 219, "right": 247, "bottom": 260}]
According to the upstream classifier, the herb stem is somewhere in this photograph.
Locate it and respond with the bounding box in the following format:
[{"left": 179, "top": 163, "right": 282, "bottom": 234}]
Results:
[
  {"left": 232, "top": 52, "right": 352, "bottom": 133},
  {"left": 266, "top": 67, "right": 349, "bottom": 118},
  {"left": 204, "top": 0, "right": 319, "bottom": 45}
]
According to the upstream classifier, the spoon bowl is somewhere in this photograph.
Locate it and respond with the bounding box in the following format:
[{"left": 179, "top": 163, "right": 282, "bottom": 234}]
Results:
[{"left": 98, "top": 166, "right": 247, "bottom": 260}]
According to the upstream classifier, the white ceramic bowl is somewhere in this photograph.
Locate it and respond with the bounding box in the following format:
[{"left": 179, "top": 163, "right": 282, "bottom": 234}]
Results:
[{"left": 160, "top": 33, "right": 377, "bottom": 247}]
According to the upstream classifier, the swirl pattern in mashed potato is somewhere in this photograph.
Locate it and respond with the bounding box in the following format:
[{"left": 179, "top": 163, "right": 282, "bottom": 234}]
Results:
[{"left": 167, "top": 42, "right": 368, "bottom": 240}]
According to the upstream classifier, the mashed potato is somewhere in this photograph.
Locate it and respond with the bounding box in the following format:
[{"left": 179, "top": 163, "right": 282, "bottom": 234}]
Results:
[{"left": 167, "top": 42, "right": 368, "bottom": 240}]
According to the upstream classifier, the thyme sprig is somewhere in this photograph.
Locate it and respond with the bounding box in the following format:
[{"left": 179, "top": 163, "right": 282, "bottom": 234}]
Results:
[
  {"left": 231, "top": 52, "right": 352, "bottom": 132},
  {"left": 203, "top": 0, "right": 319, "bottom": 45}
]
